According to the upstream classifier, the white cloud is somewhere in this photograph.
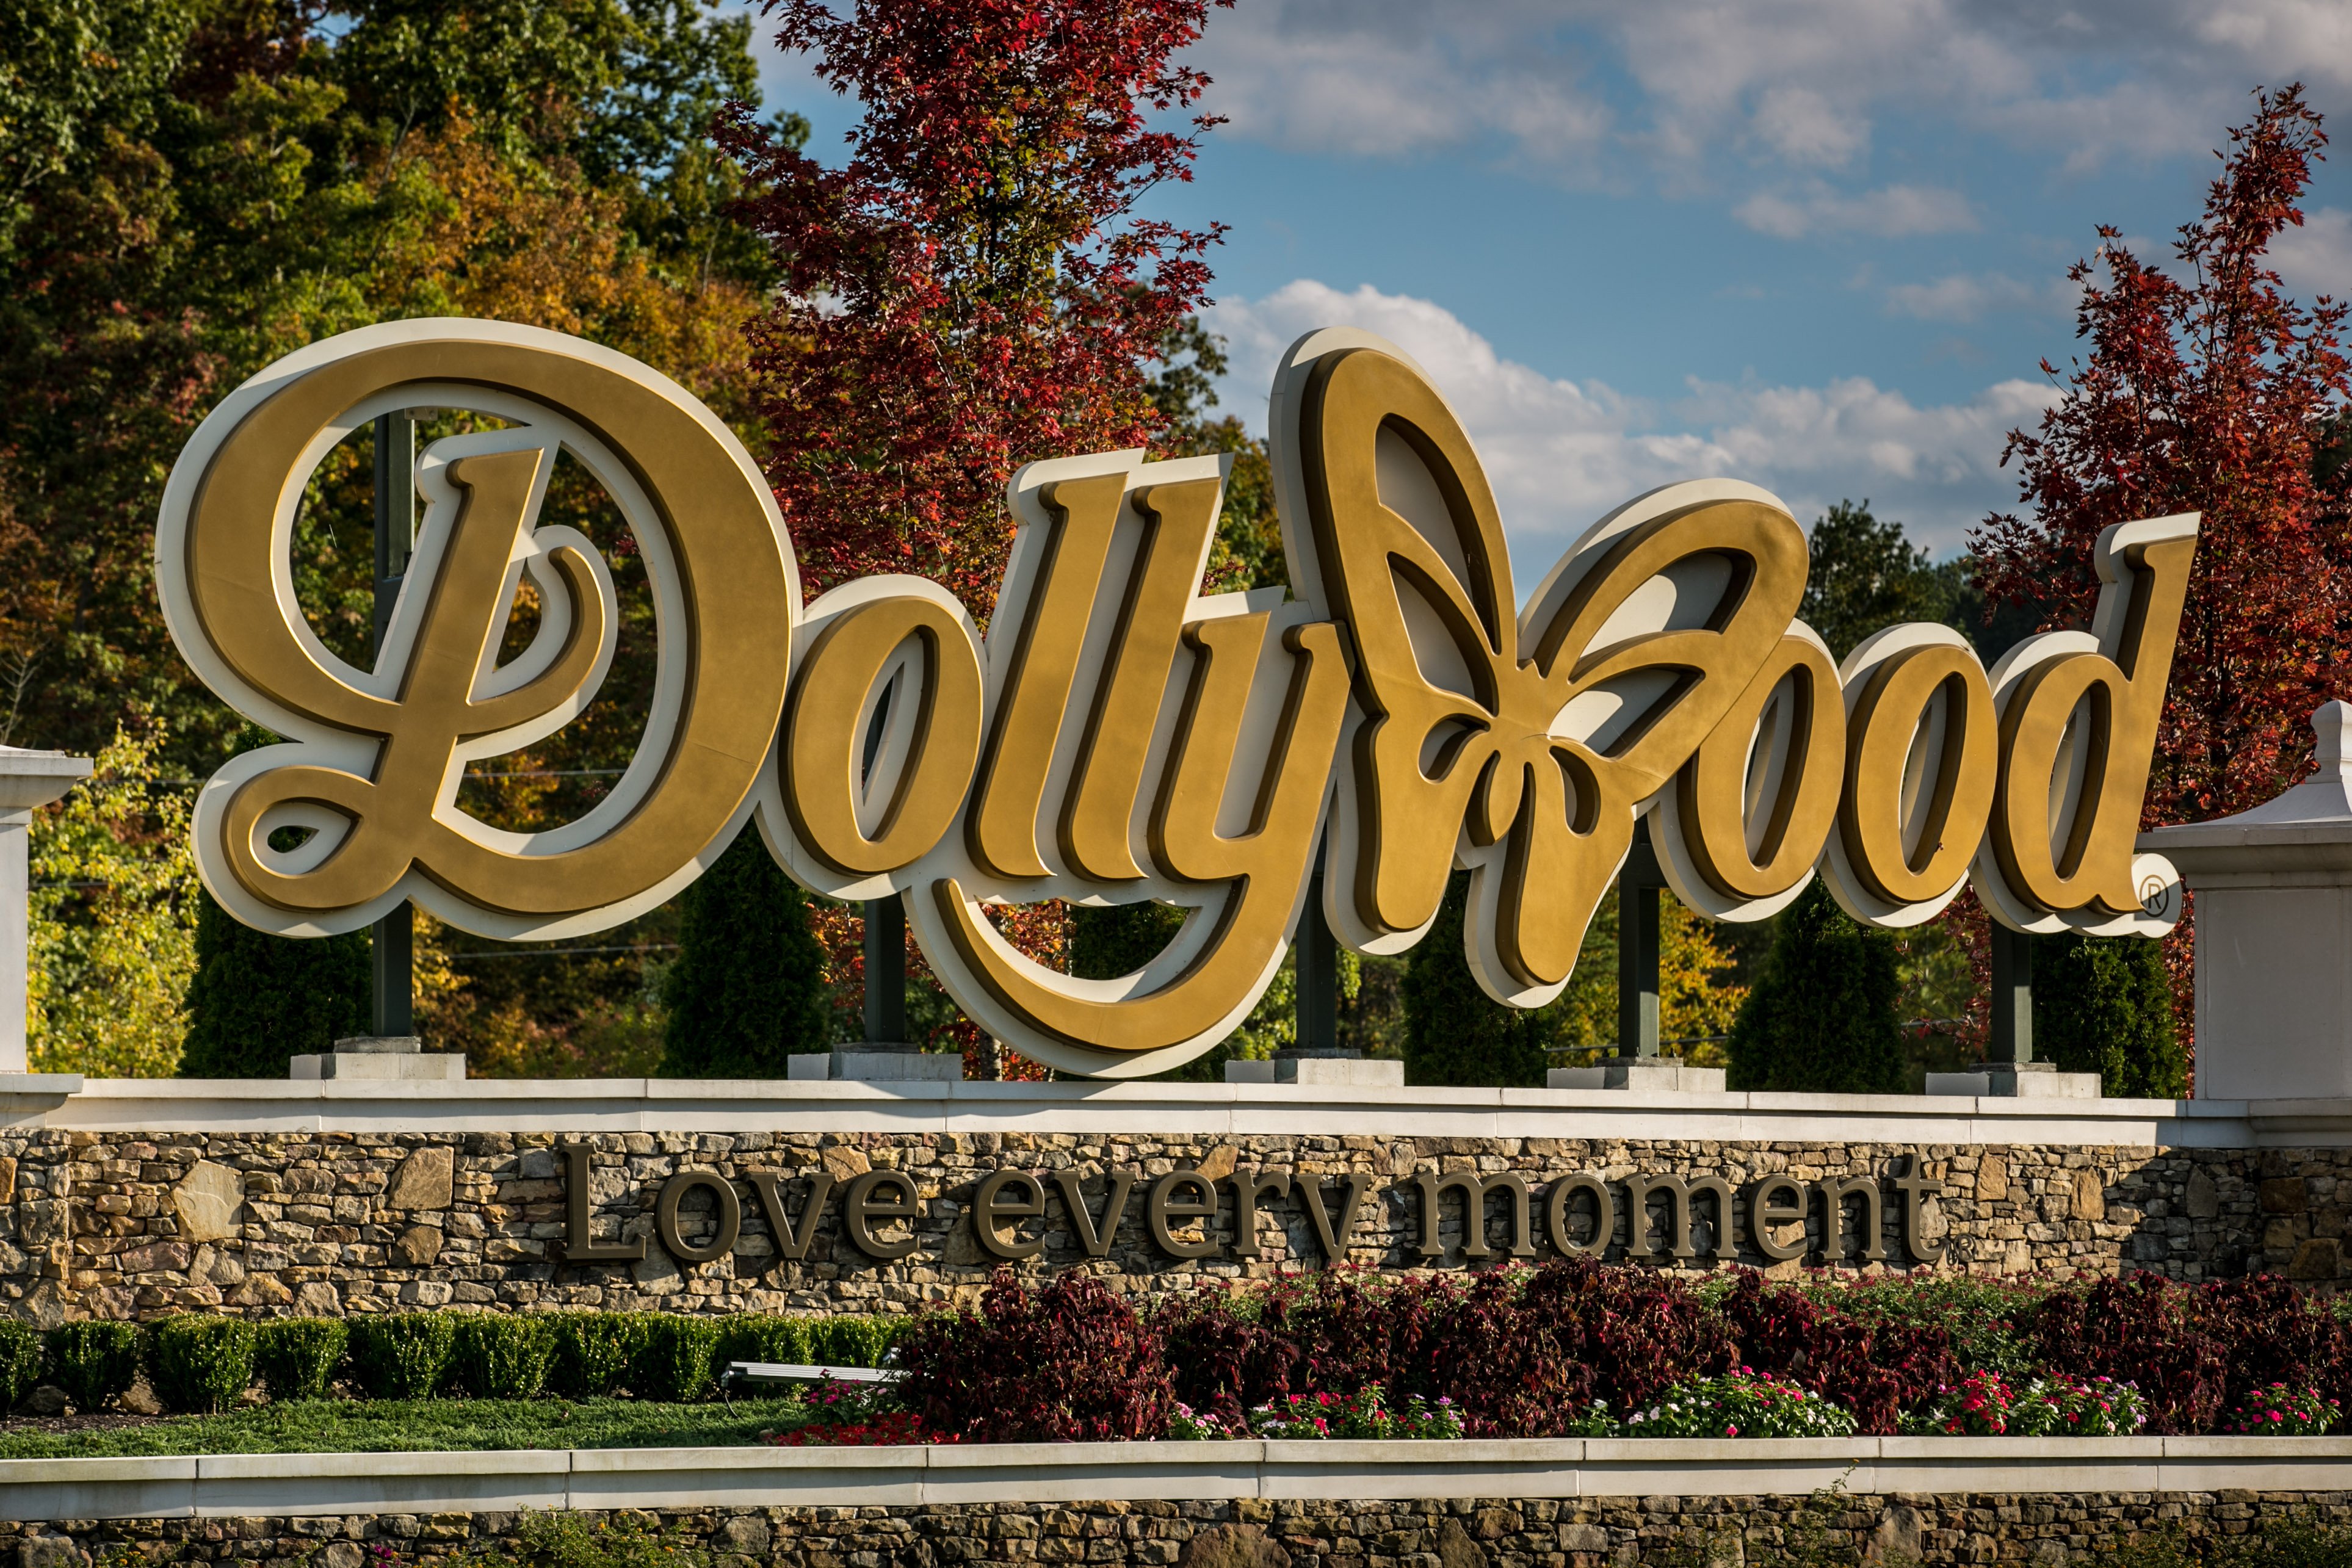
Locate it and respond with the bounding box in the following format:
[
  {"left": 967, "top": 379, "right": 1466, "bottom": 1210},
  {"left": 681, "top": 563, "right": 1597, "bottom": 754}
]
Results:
[
  {"left": 2273, "top": 207, "right": 2352, "bottom": 300},
  {"left": 1202, "top": 279, "right": 2053, "bottom": 562},
  {"left": 1185, "top": 2, "right": 1613, "bottom": 165},
  {"left": 1185, "top": 0, "right": 2352, "bottom": 190},
  {"left": 1751, "top": 87, "right": 1870, "bottom": 168},
  {"left": 1734, "top": 182, "right": 1978, "bottom": 240},
  {"left": 1882, "top": 271, "right": 2072, "bottom": 322}
]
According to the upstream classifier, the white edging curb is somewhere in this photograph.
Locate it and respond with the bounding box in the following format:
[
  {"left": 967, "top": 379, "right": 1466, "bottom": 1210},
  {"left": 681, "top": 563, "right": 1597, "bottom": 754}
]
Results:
[
  {"left": 22, "top": 1076, "right": 2352, "bottom": 1147},
  {"left": 2, "top": 1437, "right": 2348, "bottom": 1520}
]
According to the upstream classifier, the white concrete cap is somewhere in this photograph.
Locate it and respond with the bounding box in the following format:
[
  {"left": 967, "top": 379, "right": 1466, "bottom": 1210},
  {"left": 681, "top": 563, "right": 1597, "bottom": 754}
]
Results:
[
  {"left": 1, "top": 1436, "right": 2350, "bottom": 1520},
  {"left": 1276, "top": 1055, "right": 1404, "bottom": 1086},
  {"left": 0, "top": 746, "right": 92, "bottom": 812},
  {"left": 2143, "top": 702, "right": 2352, "bottom": 878},
  {"left": 1549, "top": 1061, "right": 1728, "bottom": 1093}
]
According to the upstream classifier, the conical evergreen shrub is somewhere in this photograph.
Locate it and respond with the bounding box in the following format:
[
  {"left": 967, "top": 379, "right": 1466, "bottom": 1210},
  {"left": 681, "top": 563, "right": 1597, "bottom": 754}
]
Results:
[
  {"left": 1069, "top": 901, "right": 1185, "bottom": 980},
  {"left": 178, "top": 889, "right": 371, "bottom": 1077},
  {"left": 1403, "top": 871, "right": 1560, "bottom": 1088},
  {"left": 178, "top": 724, "right": 374, "bottom": 1077},
  {"left": 657, "top": 829, "right": 833, "bottom": 1076},
  {"left": 2033, "top": 932, "right": 2186, "bottom": 1097},
  {"left": 1073, "top": 901, "right": 1244, "bottom": 1082},
  {"left": 1726, "top": 880, "right": 1908, "bottom": 1093}
]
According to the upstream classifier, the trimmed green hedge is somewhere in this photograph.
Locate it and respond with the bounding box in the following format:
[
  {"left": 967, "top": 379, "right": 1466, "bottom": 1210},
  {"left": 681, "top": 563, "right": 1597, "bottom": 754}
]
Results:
[
  {"left": 149, "top": 1315, "right": 256, "bottom": 1414},
  {"left": 1, "top": 1310, "right": 904, "bottom": 1414},
  {"left": 46, "top": 1320, "right": 142, "bottom": 1409},
  {"left": 552, "top": 1312, "right": 648, "bottom": 1400},
  {"left": 349, "top": 1313, "right": 457, "bottom": 1400},
  {"left": 0, "top": 1320, "right": 41, "bottom": 1408},
  {"left": 634, "top": 1315, "right": 723, "bottom": 1403},
  {"left": 450, "top": 1314, "right": 557, "bottom": 1400},
  {"left": 255, "top": 1318, "right": 346, "bottom": 1401}
]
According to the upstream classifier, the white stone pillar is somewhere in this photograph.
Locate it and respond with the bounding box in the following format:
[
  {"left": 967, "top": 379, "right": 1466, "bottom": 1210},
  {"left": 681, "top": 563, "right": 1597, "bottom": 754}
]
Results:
[
  {"left": 2142, "top": 702, "right": 2352, "bottom": 1100},
  {"left": 0, "top": 746, "right": 93, "bottom": 1073}
]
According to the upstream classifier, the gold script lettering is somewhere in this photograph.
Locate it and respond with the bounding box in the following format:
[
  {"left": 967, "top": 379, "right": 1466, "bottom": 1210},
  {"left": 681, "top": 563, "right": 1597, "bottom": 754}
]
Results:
[
  {"left": 159, "top": 321, "right": 797, "bottom": 938},
  {"left": 157, "top": 319, "right": 2202, "bottom": 1075}
]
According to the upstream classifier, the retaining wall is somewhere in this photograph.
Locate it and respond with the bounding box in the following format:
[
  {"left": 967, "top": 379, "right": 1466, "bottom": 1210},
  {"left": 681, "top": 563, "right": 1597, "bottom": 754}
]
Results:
[
  {"left": 3, "top": 1440, "right": 2351, "bottom": 1566},
  {"left": 0, "top": 1078, "right": 2347, "bottom": 1321}
]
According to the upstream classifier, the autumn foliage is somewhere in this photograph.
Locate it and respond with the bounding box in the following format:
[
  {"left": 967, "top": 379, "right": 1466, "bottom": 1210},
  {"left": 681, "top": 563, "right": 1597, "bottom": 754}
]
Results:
[
  {"left": 1970, "top": 87, "right": 2352, "bottom": 1055},
  {"left": 1974, "top": 86, "right": 2352, "bottom": 827},
  {"left": 723, "top": 0, "right": 1231, "bottom": 613},
  {"left": 721, "top": 0, "right": 1235, "bottom": 1074}
]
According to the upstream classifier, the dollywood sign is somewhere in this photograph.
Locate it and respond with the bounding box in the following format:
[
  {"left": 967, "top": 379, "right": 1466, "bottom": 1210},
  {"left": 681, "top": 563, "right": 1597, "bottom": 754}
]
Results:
[{"left": 155, "top": 320, "right": 2195, "bottom": 1077}]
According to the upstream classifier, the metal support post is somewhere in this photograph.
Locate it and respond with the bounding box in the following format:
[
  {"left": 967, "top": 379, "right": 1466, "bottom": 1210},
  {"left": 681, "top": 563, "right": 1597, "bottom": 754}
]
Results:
[
  {"left": 863, "top": 895, "right": 906, "bottom": 1045},
  {"left": 1988, "top": 923, "right": 2034, "bottom": 1066},
  {"left": 371, "top": 411, "right": 415, "bottom": 1038},
  {"left": 1293, "top": 838, "right": 1339, "bottom": 1053},
  {"left": 1615, "top": 819, "right": 1663, "bottom": 1058}
]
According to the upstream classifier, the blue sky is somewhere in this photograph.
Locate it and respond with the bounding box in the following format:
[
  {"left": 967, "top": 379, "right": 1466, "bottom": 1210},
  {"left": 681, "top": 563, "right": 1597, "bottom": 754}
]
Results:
[{"left": 735, "top": 2, "right": 2352, "bottom": 565}]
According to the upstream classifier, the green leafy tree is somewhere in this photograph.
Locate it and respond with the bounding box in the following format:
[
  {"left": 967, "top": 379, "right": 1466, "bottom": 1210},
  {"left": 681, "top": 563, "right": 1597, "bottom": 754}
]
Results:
[
  {"left": 656, "top": 829, "right": 833, "bottom": 1075},
  {"left": 1800, "top": 500, "right": 1958, "bottom": 662},
  {"left": 1801, "top": 499, "right": 2042, "bottom": 667},
  {"left": 28, "top": 724, "right": 201, "bottom": 1075},
  {"left": 0, "top": 0, "right": 192, "bottom": 253},
  {"left": 179, "top": 894, "right": 371, "bottom": 1076},
  {"left": 1726, "top": 880, "right": 1908, "bottom": 1094},
  {"left": 2033, "top": 933, "right": 2187, "bottom": 1098}
]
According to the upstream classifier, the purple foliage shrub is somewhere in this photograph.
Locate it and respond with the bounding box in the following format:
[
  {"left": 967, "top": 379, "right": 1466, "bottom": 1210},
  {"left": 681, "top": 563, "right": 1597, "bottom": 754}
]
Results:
[
  {"left": 2036, "top": 1273, "right": 2349, "bottom": 1434},
  {"left": 2033, "top": 1273, "right": 2227, "bottom": 1433},
  {"left": 2196, "top": 1276, "right": 2351, "bottom": 1418},
  {"left": 1405, "top": 1259, "right": 1735, "bottom": 1434},
  {"left": 1157, "top": 1260, "right": 1734, "bottom": 1437},
  {"left": 1152, "top": 1278, "right": 1309, "bottom": 1423},
  {"left": 1713, "top": 1272, "right": 1956, "bottom": 1434},
  {"left": 892, "top": 1271, "right": 1174, "bottom": 1442},
  {"left": 906, "top": 1264, "right": 2348, "bottom": 1441}
]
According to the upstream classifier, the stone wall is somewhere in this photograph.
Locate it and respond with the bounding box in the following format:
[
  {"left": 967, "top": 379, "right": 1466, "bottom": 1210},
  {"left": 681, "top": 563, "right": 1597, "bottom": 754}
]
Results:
[
  {"left": 7, "top": 1492, "right": 2348, "bottom": 1568},
  {"left": 0, "top": 1127, "right": 2332, "bottom": 1323}
]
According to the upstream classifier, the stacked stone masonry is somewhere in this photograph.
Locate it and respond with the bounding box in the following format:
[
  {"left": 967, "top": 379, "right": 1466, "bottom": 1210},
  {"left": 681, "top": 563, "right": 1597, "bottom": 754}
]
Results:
[
  {"left": 7, "top": 1494, "right": 2351, "bottom": 1568},
  {"left": 0, "top": 1131, "right": 2338, "bottom": 1323}
]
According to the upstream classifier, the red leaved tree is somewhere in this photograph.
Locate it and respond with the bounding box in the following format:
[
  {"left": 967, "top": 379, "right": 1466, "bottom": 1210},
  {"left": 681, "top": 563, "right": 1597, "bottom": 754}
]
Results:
[
  {"left": 1970, "top": 85, "right": 2352, "bottom": 1053},
  {"left": 722, "top": 0, "right": 1229, "bottom": 612},
  {"left": 722, "top": 0, "right": 1231, "bottom": 1072}
]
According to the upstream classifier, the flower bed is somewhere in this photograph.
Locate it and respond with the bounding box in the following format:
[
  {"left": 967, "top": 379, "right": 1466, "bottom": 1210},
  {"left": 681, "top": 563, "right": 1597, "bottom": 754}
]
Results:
[
  {"left": 16, "top": 1264, "right": 2352, "bottom": 1455},
  {"left": 873, "top": 1262, "right": 2352, "bottom": 1444},
  {"left": 1908, "top": 1371, "right": 2148, "bottom": 1436}
]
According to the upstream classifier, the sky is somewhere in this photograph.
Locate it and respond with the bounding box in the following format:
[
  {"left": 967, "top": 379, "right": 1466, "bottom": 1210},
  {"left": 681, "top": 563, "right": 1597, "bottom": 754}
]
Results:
[{"left": 731, "top": 1, "right": 2352, "bottom": 568}]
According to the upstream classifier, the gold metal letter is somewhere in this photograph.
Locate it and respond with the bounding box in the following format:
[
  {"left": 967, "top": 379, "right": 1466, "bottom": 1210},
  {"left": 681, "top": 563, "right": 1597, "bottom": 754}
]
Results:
[
  {"left": 966, "top": 472, "right": 1126, "bottom": 879},
  {"left": 1659, "top": 629, "right": 1845, "bottom": 916},
  {"left": 783, "top": 593, "right": 985, "bottom": 876},
  {"left": 1824, "top": 629, "right": 1997, "bottom": 924},
  {"left": 932, "top": 614, "right": 1348, "bottom": 1055},
  {"left": 1978, "top": 515, "right": 2198, "bottom": 931},
  {"left": 1286, "top": 338, "right": 1803, "bottom": 1000},
  {"left": 1060, "top": 477, "right": 1223, "bottom": 880},
  {"left": 160, "top": 320, "right": 797, "bottom": 939}
]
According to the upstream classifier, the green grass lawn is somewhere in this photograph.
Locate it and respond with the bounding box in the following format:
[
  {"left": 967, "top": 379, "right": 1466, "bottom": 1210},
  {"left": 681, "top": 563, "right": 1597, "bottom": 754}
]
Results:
[{"left": 0, "top": 1396, "right": 810, "bottom": 1459}]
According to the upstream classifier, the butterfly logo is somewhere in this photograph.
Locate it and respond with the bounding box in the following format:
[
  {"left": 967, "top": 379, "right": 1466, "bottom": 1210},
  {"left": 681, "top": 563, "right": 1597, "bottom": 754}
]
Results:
[{"left": 1274, "top": 332, "right": 1809, "bottom": 1005}]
